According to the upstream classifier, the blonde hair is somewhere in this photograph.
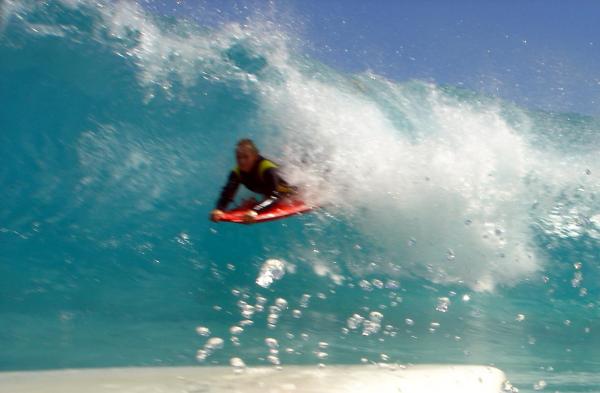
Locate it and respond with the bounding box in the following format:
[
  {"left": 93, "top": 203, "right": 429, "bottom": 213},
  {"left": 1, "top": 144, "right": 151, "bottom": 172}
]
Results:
[{"left": 236, "top": 139, "right": 259, "bottom": 154}]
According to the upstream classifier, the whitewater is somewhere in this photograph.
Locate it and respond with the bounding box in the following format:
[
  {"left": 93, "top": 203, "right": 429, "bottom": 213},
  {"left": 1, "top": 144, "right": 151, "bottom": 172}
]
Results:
[{"left": 1, "top": 1, "right": 599, "bottom": 392}]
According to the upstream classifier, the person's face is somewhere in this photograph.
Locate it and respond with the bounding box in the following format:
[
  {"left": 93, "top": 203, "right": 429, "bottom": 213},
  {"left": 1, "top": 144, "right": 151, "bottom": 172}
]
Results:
[{"left": 236, "top": 147, "right": 258, "bottom": 173}]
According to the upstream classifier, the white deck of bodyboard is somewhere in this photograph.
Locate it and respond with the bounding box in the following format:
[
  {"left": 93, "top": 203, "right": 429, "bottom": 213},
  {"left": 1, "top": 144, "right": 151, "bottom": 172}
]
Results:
[{"left": 0, "top": 364, "right": 507, "bottom": 393}]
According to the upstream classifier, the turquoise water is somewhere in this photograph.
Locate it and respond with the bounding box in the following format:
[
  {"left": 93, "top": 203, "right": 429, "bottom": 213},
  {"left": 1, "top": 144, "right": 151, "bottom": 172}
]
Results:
[{"left": 1, "top": 1, "right": 600, "bottom": 391}]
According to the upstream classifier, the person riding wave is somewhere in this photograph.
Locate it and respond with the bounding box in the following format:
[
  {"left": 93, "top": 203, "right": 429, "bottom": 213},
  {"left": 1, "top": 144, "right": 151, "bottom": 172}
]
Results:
[{"left": 210, "top": 139, "right": 295, "bottom": 223}]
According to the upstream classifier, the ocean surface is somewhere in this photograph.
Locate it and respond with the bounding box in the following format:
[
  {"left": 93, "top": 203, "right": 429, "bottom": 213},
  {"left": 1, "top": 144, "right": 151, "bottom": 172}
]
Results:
[{"left": 1, "top": 1, "right": 599, "bottom": 392}]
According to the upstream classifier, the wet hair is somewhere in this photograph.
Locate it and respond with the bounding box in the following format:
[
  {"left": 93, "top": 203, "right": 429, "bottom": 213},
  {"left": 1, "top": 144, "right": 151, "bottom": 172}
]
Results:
[{"left": 236, "top": 139, "right": 259, "bottom": 154}]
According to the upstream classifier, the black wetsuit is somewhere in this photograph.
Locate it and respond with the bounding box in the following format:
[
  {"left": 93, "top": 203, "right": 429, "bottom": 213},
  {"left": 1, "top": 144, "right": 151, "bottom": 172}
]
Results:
[{"left": 216, "top": 156, "right": 293, "bottom": 213}]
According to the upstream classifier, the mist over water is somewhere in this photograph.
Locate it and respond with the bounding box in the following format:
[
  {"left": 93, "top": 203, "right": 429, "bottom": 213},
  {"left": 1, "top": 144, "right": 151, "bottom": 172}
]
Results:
[{"left": 1, "top": 1, "right": 599, "bottom": 391}]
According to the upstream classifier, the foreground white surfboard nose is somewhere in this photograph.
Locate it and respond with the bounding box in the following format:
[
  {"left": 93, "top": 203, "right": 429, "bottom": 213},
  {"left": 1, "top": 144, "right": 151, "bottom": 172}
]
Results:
[{"left": 0, "top": 364, "right": 509, "bottom": 393}]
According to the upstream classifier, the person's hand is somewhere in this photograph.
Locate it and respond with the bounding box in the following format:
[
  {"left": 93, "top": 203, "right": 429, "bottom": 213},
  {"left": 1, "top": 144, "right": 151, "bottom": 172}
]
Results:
[
  {"left": 210, "top": 209, "right": 224, "bottom": 222},
  {"left": 243, "top": 210, "right": 258, "bottom": 223}
]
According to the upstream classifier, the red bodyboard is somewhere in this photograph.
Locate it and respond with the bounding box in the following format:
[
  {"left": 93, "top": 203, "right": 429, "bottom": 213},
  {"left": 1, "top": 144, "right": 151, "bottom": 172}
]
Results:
[{"left": 220, "top": 199, "right": 313, "bottom": 224}]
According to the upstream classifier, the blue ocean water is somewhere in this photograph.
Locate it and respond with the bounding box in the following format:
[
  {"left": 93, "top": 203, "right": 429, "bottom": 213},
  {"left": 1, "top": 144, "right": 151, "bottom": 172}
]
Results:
[{"left": 1, "top": 1, "right": 599, "bottom": 391}]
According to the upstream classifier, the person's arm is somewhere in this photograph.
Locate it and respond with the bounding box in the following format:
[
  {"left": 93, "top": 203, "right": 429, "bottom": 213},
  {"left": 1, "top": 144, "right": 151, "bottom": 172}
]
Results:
[
  {"left": 216, "top": 171, "right": 240, "bottom": 210},
  {"left": 212, "top": 171, "right": 240, "bottom": 221},
  {"left": 251, "top": 168, "right": 282, "bottom": 213}
]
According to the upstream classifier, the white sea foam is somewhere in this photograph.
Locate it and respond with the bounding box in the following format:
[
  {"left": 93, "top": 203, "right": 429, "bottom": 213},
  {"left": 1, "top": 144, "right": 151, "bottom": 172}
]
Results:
[{"left": 256, "top": 62, "right": 543, "bottom": 290}]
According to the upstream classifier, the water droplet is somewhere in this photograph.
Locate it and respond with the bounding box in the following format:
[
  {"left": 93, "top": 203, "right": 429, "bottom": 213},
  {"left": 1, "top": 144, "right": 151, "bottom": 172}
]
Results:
[
  {"left": 369, "top": 311, "right": 383, "bottom": 322},
  {"left": 265, "top": 337, "right": 279, "bottom": 349},
  {"left": 358, "top": 280, "right": 372, "bottom": 291},
  {"left": 385, "top": 280, "right": 399, "bottom": 289},
  {"left": 230, "top": 357, "right": 246, "bottom": 373},
  {"left": 347, "top": 314, "right": 364, "bottom": 329},
  {"left": 267, "top": 314, "right": 279, "bottom": 327},
  {"left": 230, "top": 326, "right": 243, "bottom": 335},
  {"left": 372, "top": 279, "right": 384, "bottom": 289},
  {"left": 205, "top": 337, "right": 224, "bottom": 350},
  {"left": 405, "top": 318, "right": 414, "bottom": 326},
  {"left": 533, "top": 380, "right": 547, "bottom": 390},
  {"left": 362, "top": 312, "right": 384, "bottom": 336},
  {"left": 300, "top": 294, "right": 311, "bottom": 308},
  {"left": 241, "top": 304, "right": 255, "bottom": 319},
  {"left": 256, "top": 259, "right": 286, "bottom": 288},
  {"left": 516, "top": 314, "right": 526, "bottom": 322},
  {"left": 196, "top": 326, "right": 210, "bottom": 336},
  {"left": 176, "top": 232, "right": 190, "bottom": 245},
  {"left": 275, "top": 298, "right": 288, "bottom": 310},
  {"left": 196, "top": 349, "right": 208, "bottom": 362},
  {"left": 436, "top": 297, "right": 451, "bottom": 313}
]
